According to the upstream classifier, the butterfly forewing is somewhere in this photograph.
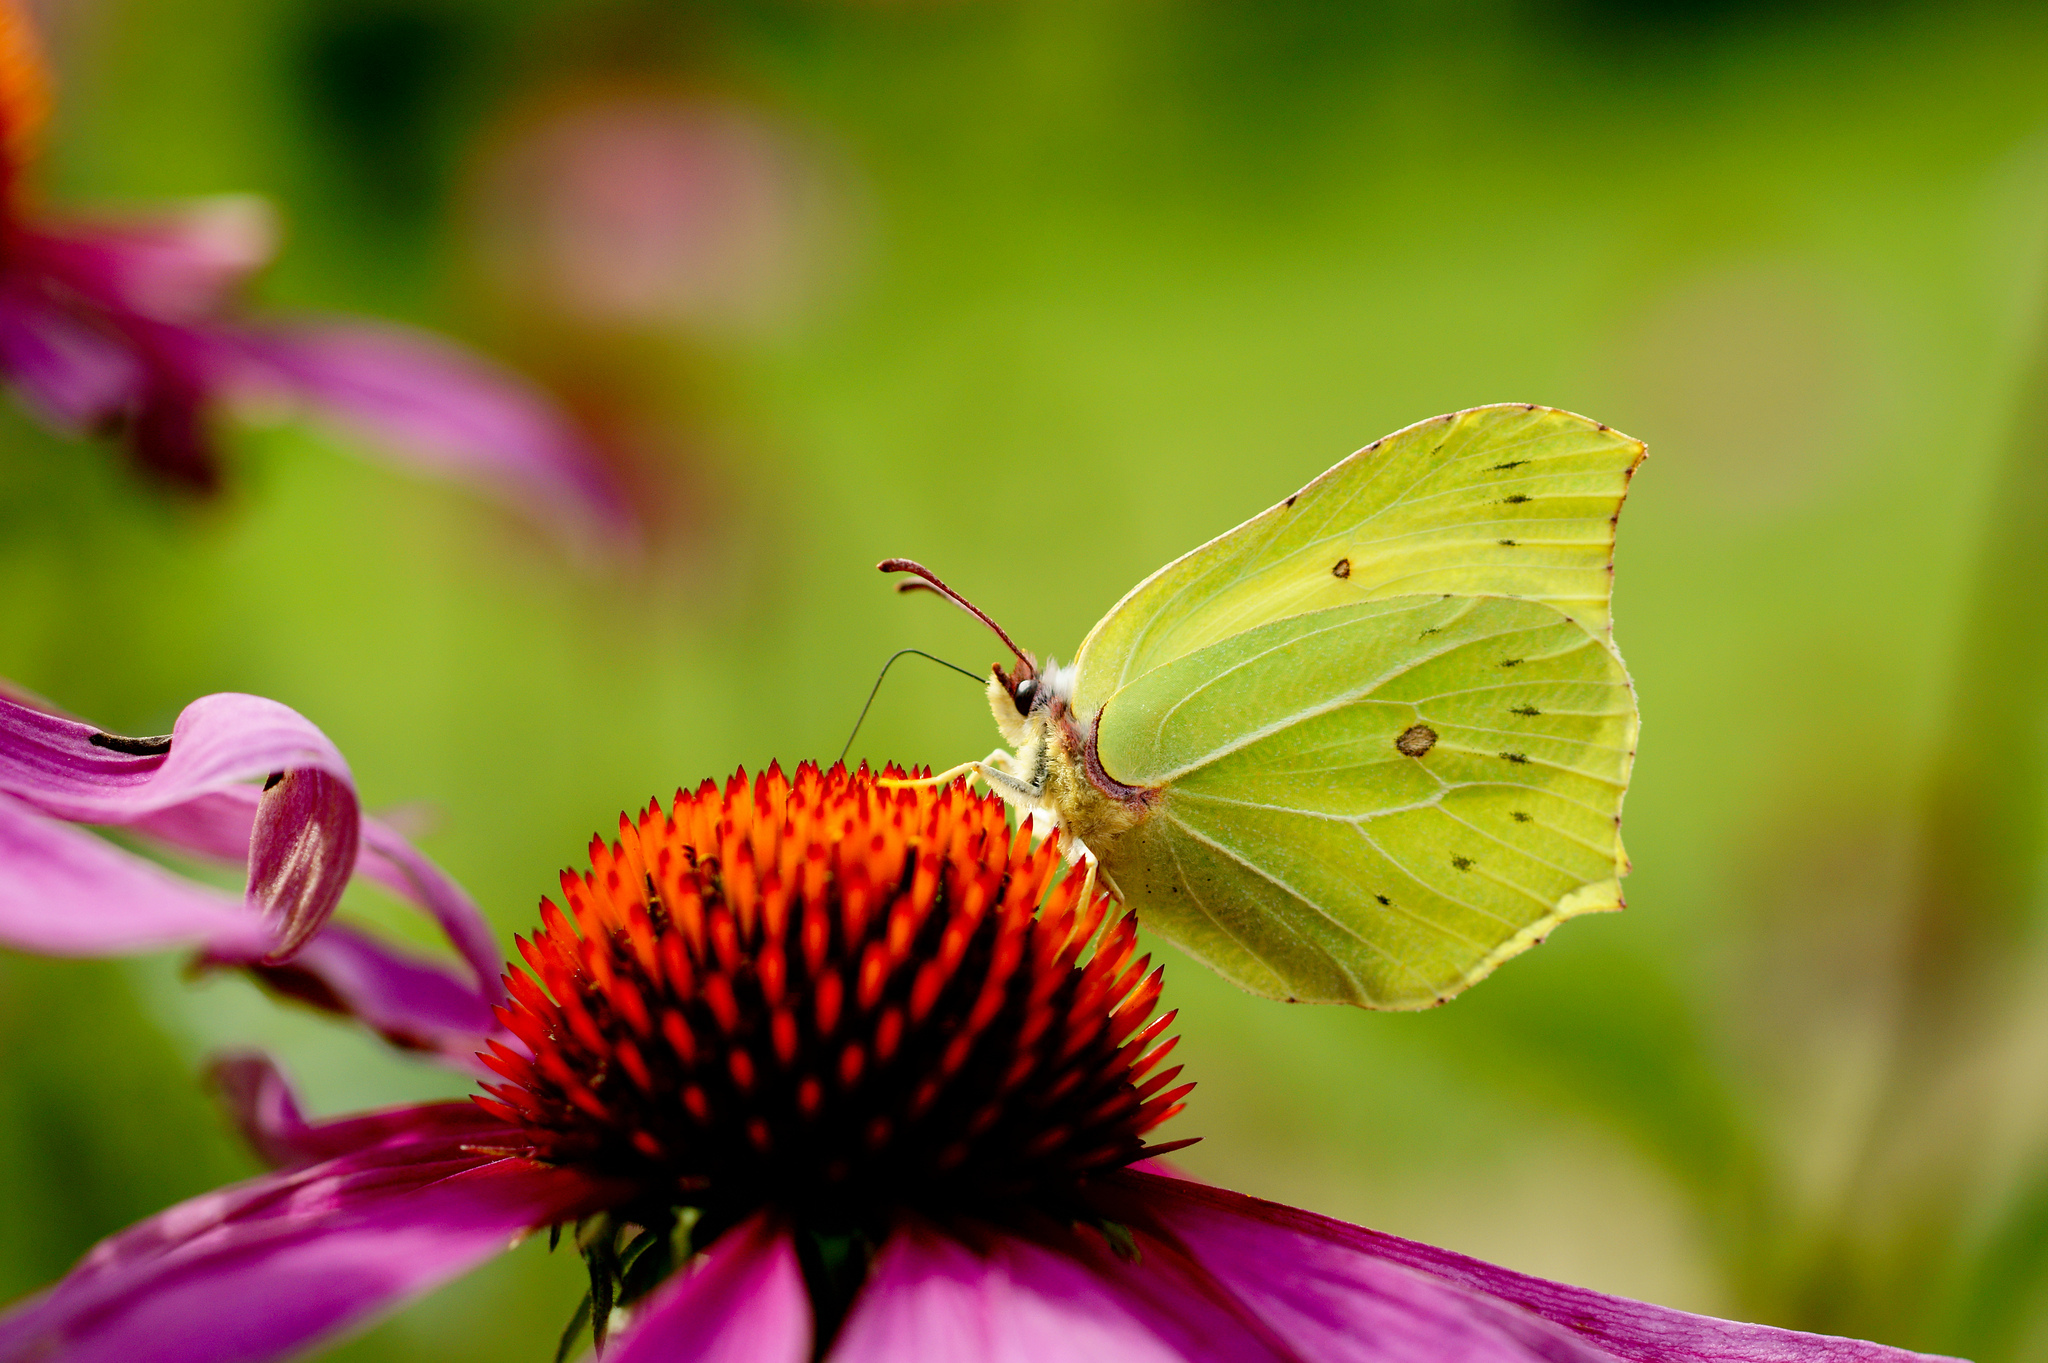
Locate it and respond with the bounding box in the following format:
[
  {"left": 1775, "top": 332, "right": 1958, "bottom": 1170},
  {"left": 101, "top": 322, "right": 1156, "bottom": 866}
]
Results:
[
  {"left": 1091, "top": 595, "right": 1636, "bottom": 1007},
  {"left": 1070, "top": 405, "right": 1643, "bottom": 719}
]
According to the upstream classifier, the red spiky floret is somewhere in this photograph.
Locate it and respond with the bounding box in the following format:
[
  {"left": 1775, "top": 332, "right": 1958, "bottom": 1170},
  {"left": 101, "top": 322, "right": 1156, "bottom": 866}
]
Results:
[{"left": 474, "top": 762, "right": 1191, "bottom": 1222}]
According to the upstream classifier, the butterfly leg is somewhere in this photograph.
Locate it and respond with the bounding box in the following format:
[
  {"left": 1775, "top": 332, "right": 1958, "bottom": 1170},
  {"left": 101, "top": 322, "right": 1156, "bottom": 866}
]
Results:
[
  {"left": 877, "top": 750, "right": 1033, "bottom": 798},
  {"left": 1052, "top": 831, "right": 1123, "bottom": 908}
]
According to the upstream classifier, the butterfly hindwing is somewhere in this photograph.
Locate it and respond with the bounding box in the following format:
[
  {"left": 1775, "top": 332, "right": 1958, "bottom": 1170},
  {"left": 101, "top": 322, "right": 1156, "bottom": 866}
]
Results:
[{"left": 1091, "top": 594, "right": 1636, "bottom": 1007}]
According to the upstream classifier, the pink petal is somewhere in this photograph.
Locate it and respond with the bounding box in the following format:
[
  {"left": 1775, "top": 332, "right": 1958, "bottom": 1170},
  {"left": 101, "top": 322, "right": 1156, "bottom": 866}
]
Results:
[
  {"left": 829, "top": 1217, "right": 1289, "bottom": 1363},
  {"left": 242, "top": 924, "right": 502, "bottom": 1061},
  {"left": 356, "top": 816, "right": 504, "bottom": 999},
  {"left": 136, "top": 783, "right": 504, "bottom": 997},
  {"left": 0, "top": 1104, "right": 615, "bottom": 1363},
  {"left": 606, "top": 1215, "right": 811, "bottom": 1363},
  {"left": 0, "top": 280, "right": 143, "bottom": 428},
  {"left": 0, "top": 791, "right": 270, "bottom": 956},
  {"left": 229, "top": 321, "right": 633, "bottom": 545},
  {"left": 0, "top": 791, "right": 495, "bottom": 1054},
  {"left": 1123, "top": 1172, "right": 1958, "bottom": 1363},
  {"left": 23, "top": 199, "right": 278, "bottom": 320},
  {"left": 0, "top": 691, "right": 360, "bottom": 960},
  {"left": 209, "top": 1055, "right": 515, "bottom": 1169}
]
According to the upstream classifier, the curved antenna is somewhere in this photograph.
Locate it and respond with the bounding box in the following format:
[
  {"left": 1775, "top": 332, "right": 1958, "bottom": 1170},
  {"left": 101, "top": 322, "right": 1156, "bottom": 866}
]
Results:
[
  {"left": 877, "top": 559, "right": 1031, "bottom": 668},
  {"left": 838, "top": 647, "right": 988, "bottom": 767}
]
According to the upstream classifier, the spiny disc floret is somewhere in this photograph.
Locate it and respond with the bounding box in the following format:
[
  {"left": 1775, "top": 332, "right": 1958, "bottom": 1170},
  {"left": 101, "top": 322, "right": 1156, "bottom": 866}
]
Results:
[{"left": 475, "top": 762, "right": 1190, "bottom": 1221}]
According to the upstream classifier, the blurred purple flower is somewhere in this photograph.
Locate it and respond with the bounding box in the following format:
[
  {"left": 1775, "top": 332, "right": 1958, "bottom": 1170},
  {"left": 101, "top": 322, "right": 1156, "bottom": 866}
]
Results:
[
  {"left": 0, "top": 681, "right": 501, "bottom": 1059},
  {"left": 0, "top": 2, "right": 630, "bottom": 540},
  {"left": 468, "top": 92, "right": 849, "bottom": 336},
  {"left": 0, "top": 769, "right": 1956, "bottom": 1363}
]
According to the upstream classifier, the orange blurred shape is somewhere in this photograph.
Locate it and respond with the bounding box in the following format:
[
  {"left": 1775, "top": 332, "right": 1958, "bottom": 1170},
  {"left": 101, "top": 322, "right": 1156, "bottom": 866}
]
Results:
[{"left": 0, "top": 0, "right": 49, "bottom": 169}]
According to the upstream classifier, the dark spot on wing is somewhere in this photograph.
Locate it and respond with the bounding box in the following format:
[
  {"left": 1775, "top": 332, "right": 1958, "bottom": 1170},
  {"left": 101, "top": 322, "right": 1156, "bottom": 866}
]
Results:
[
  {"left": 1375, "top": 894, "right": 1391, "bottom": 906},
  {"left": 1498, "top": 538, "right": 1518, "bottom": 547},
  {"left": 1395, "top": 724, "right": 1437, "bottom": 757},
  {"left": 1501, "top": 658, "right": 1523, "bottom": 668},
  {"left": 1331, "top": 557, "right": 1351, "bottom": 579},
  {"left": 1420, "top": 626, "right": 1442, "bottom": 638},
  {"left": 1491, "top": 460, "right": 1528, "bottom": 471},
  {"left": 1451, "top": 855, "right": 1474, "bottom": 871},
  {"left": 1510, "top": 811, "right": 1533, "bottom": 823},
  {"left": 1499, "top": 752, "right": 1529, "bottom": 764},
  {"left": 88, "top": 731, "right": 174, "bottom": 756},
  {"left": 1285, "top": 494, "right": 1297, "bottom": 507},
  {"left": 1510, "top": 705, "right": 1540, "bottom": 716},
  {"left": 263, "top": 770, "right": 287, "bottom": 790},
  {"left": 1502, "top": 494, "right": 1530, "bottom": 504}
]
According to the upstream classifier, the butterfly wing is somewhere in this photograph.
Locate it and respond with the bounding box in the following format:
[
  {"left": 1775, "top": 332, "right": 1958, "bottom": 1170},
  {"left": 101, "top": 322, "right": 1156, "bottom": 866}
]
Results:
[
  {"left": 1069, "top": 404, "right": 1643, "bottom": 719},
  {"left": 1090, "top": 594, "right": 1637, "bottom": 1007}
]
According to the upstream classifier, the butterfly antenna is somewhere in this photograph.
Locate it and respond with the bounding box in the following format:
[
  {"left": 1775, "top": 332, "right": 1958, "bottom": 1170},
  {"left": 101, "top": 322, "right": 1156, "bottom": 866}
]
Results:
[
  {"left": 877, "top": 559, "right": 1032, "bottom": 668},
  {"left": 838, "top": 647, "right": 988, "bottom": 767}
]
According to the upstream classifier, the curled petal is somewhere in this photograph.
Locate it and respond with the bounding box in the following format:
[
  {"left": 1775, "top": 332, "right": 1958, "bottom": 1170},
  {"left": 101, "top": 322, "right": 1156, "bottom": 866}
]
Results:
[
  {"left": 607, "top": 1215, "right": 811, "bottom": 1363},
  {"left": 830, "top": 1216, "right": 1289, "bottom": 1363},
  {"left": 228, "top": 322, "right": 633, "bottom": 546},
  {"left": 133, "top": 786, "right": 503, "bottom": 997},
  {"left": 0, "top": 1105, "right": 618, "bottom": 1363},
  {"left": 0, "top": 691, "right": 360, "bottom": 961},
  {"left": 1117, "top": 1172, "right": 1958, "bottom": 1363},
  {"left": 0, "top": 791, "right": 269, "bottom": 957},
  {"left": 247, "top": 767, "right": 357, "bottom": 961}
]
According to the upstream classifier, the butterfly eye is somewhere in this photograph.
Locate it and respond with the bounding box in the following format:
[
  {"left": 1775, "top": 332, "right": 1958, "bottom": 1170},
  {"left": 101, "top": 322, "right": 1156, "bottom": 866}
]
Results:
[{"left": 1012, "top": 678, "right": 1038, "bottom": 715}]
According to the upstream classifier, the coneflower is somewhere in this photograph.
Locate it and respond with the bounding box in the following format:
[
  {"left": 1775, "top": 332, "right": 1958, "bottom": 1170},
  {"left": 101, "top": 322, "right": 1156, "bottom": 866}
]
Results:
[{"left": 0, "top": 767, "right": 1954, "bottom": 1363}]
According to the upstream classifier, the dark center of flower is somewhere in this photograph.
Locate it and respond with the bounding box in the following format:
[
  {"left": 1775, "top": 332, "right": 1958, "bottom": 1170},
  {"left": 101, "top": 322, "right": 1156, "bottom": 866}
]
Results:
[{"left": 475, "top": 762, "right": 1192, "bottom": 1231}]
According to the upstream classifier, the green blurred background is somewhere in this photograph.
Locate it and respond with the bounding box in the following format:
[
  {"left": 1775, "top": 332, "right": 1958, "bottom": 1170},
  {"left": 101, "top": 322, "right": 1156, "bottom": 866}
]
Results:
[{"left": 5, "top": 0, "right": 2048, "bottom": 1357}]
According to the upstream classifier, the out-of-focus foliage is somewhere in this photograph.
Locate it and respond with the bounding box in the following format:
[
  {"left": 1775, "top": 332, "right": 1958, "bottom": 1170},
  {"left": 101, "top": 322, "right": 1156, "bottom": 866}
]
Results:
[{"left": 3, "top": 0, "right": 2048, "bottom": 1359}]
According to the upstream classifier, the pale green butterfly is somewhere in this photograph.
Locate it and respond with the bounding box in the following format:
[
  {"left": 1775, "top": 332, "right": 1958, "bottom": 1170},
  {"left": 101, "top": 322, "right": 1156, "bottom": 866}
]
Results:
[{"left": 882, "top": 404, "right": 1643, "bottom": 1008}]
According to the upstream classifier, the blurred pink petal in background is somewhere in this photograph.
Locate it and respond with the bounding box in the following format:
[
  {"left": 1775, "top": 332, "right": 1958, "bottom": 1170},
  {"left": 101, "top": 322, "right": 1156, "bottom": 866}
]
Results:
[{"left": 468, "top": 93, "right": 855, "bottom": 336}]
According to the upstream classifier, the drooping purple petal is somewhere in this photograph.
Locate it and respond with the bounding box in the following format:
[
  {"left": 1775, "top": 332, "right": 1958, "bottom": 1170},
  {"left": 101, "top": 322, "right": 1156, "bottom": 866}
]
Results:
[
  {"left": 0, "top": 1103, "right": 618, "bottom": 1363},
  {"left": 828, "top": 1216, "right": 1291, "bottom": 1363},
  {"left": 132, "top": 785, "right": 504, "bottom": 997},
  {"left": 209, "top": 1054, "right": 515, "bottom": 1170},
  {"left": 0, "top": 787, "right": 497, "bottom": 1055},
  {"left": 240, "top": 924, "right": 501, "bottom": 1061},
  {"left": 356, "top": 817, "right": 504, "bottom": 998},
  {"left": 606, "top": 1214, "right": 811, "bottom": 1363},
  {"left": 0, "top": 278, "right": 144, "bottom": 429},
  {"left": 0, "top": 690, "right": 360, "bottom": 961},
  {"left": 22, "top": 199, "right": 278, "bottom": 320},
  {"left": 0, "top": 791, "right": 270, "bottom": 956},
  {"left": 207, "top": 1052, "right": 316, "bottom": 1168},
  {"left": 1119, "top": 1172, "right": 1959, "bottom": 1363},
  {"left": 226, "top": 321, "right": 633, "bottom": 544}
]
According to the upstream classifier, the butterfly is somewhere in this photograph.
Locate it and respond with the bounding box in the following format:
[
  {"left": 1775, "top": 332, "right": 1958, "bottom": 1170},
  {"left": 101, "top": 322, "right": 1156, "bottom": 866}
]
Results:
[{"left": 883, "top": 404, "right": 1643, "bottom": 1008}]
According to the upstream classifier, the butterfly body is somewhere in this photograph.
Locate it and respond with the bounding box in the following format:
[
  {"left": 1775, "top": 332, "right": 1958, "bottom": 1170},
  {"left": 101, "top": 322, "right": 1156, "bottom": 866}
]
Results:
[
  {"left": 977, "top": 658, "right": 1151, "bottom": 859},
  {"left": 889, "top": 404, "right": 1643, "bottom": 1009}
]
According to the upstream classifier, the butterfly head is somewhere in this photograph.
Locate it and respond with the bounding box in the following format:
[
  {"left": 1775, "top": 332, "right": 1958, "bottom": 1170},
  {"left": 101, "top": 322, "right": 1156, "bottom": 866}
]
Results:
[{"left": 989, "top": 654, "right": 1077, "bottom": 748}]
